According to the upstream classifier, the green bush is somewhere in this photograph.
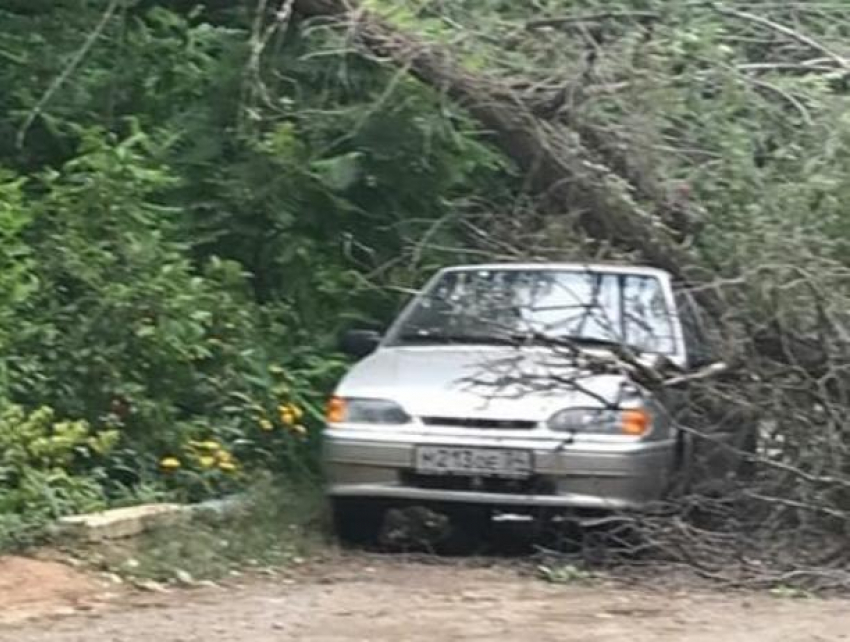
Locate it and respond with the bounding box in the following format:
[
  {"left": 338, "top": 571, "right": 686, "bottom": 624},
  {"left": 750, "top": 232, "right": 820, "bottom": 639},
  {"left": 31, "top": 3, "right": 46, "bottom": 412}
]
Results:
[
  {"left": 0, "top": 1, "right": 501, "bottom": 547},
  {"left": 0, "top": 404, "right": 117, "bottom": 548},
  {"left": 4, "top": 130, "right": 346, "bottom": 506}
]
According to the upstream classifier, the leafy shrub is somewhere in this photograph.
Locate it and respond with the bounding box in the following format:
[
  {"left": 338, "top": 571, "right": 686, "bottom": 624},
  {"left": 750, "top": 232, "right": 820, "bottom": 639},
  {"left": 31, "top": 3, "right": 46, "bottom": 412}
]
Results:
[
  {"left": 0, "top": 0, "right": 500, "bottom": 547},
  {"left": 1, "top": 131, "right": 345, "bottom": 502},
  {"left": 0, "top": 404, "right": 117, "bottom": 547}
]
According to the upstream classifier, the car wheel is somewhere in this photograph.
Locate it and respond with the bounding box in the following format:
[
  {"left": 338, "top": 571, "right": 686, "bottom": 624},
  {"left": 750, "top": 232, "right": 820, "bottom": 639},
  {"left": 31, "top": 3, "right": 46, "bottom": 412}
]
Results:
[
  {"left": 437, "top": 505, "right": 491, "bottom": 555},
  {"left": 330, "top": 497, "right": 382, "bottom": 547}
]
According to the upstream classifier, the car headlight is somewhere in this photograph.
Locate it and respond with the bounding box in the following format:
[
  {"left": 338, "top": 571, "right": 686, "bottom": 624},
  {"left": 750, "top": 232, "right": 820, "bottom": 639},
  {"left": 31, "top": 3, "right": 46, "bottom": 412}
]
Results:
[
  {"left": 325, "top": 397, "right": 411, "bottom": 425},
  {"left": 547, "top": 407, "right": 651, "bottom": 436}
]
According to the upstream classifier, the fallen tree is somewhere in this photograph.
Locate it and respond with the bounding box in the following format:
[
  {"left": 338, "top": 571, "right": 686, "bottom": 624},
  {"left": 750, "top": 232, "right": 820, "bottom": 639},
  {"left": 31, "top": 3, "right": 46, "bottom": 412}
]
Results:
[
  {"left": 288, "top": 0, "right": 850, "bottom": 587},
  {"left": 292, "top": 0, "right": 707, "bottom": 295},
  {"left": 290, "top": 0, "right": 848, "bottom": 369}
]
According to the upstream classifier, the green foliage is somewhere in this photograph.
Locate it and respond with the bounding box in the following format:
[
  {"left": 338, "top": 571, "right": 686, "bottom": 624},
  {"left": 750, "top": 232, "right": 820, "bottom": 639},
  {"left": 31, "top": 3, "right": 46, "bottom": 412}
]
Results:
[
  {"left": 0, "top": 0, "right": 506, "bottom": 544},
  {"left": 0, "top": 403, "right": 116, "bottom": 548},
  {"left": 5, "top": 128, "right": 352, "bottom": 504},
  {"left": 0, "top": 170, "right": 36, "bottom": 384},
  {"left": 537, "top": 563, "right": 594, "bottom": 584}
]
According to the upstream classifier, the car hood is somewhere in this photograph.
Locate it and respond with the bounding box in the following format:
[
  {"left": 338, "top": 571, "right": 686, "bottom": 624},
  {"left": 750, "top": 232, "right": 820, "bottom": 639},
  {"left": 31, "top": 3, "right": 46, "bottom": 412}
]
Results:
[{"left": 335, "top": 346, "right": 639, "bottom": 422}]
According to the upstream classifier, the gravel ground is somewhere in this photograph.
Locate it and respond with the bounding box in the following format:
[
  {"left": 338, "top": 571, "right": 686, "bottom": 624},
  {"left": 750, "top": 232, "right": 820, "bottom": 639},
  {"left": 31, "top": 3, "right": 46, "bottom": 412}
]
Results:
[{"left": 2, "top": 555, "right": 850, "bottom": 642}]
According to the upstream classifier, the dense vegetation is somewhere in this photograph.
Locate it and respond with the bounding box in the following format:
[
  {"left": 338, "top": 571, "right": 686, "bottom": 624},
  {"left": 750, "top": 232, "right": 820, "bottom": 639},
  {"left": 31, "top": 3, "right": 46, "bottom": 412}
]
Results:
[
  {"left": 0, "top": 0, "right": 510, "bottom": 545},
  {"left": 1, "top": 0, "right": 849, "bottom": 570}
]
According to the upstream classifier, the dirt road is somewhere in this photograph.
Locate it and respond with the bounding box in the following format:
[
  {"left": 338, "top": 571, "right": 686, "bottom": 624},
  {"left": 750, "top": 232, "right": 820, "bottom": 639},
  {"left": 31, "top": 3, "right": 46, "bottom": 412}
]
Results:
[{"left": 2, "top": 555, "right": 849, "bottom": 642}]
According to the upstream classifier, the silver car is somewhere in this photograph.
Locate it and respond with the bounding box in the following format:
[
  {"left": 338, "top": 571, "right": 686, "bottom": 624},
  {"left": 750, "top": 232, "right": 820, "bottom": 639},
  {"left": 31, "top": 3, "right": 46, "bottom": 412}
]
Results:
[{"left": 323, "top": 263, "right": 737, "bottom": 543}]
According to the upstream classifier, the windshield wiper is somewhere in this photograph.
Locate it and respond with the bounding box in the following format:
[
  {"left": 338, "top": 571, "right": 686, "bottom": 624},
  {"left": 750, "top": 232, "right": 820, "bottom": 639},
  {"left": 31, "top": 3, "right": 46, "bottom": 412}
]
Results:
[
  {"left": 553, "top": 335, "right": 643, "bottom": 354},
  {"left": 398, "top": 332, "right": 519, "bottom": 346},
  {"left": 397, "top": 331, "right": 643, "bottom": 353}
]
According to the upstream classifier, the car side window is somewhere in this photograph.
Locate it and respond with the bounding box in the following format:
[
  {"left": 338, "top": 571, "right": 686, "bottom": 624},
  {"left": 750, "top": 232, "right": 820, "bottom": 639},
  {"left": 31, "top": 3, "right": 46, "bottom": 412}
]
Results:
[
  {"left": 674, "top": 289, "right": 717, "bottom": 367},
  {"left": 622, "top": 275, "right": 677, "bottom": 355}
]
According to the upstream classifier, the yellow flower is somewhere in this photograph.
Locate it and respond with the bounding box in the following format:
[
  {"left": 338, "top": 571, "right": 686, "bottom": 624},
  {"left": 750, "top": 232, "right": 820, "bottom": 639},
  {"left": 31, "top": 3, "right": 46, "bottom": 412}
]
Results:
[
  {"left": 200, "top": 440, "right": 220, "bottom": 451},
  {"left": 160, "top": 456, "right": 181, "bottom": 471},
  {"left": 289, "top": 404, "right": 304, "bottom": 421},
  {"left": 219, "top": 461, "right": 237, "bottom": 473},
  {"left": 290, "top": 424, "right": 308, "bottom": 437},
  {"left": 217, "top": 450, "right": 234, "bottom": 464},
  {"left": 269, "top": 365, "right": 285, "bottom": 375},
  {"left": 278, "top": 405, "right": 295, "bottom": 425},
  {"left": 259, "top": 418, "right": 274, "bottom": 431},
  {"left": 198, "top": 455, "right": 216, "bottom": 469}
]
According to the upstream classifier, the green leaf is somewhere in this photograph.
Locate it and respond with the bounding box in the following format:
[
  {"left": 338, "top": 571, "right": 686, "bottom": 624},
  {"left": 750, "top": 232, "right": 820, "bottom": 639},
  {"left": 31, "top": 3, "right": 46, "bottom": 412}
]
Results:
[{"left": 310, "top": 152, "right": 363, "bottom": 192}]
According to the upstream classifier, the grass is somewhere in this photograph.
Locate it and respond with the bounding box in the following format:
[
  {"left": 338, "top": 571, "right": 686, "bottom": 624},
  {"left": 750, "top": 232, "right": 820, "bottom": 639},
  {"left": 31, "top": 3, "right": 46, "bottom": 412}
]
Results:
[{"left": 80, "top": 476, "right": 329, "bottom": 583}]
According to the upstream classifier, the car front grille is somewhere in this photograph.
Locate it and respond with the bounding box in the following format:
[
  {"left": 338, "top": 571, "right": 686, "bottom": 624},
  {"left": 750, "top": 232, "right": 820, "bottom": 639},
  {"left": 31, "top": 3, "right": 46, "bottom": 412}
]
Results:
[
  {"left": 400, "top": 471, "right": 556, "bottom": 495},
  {"left": 419, "top": 416, "right": 537, "bottom": 430}
]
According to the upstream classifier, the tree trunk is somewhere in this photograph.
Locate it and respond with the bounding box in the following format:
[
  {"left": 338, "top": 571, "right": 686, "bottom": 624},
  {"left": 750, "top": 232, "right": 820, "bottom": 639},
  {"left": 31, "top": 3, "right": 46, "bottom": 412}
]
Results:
[{"left": 292, "top": 0, "right": 724, "bottom": 315}]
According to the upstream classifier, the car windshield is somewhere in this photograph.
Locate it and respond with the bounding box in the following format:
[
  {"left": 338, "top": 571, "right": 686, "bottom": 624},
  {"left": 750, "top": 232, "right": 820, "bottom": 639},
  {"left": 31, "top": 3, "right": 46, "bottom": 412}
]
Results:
[{"left": 387, "top": 268, "right": 678, "bottom": 355}]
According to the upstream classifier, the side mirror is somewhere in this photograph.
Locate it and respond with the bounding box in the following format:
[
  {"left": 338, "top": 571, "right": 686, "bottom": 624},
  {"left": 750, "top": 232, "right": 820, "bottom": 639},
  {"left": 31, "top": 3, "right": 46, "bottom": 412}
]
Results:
[
  {"left": 339, "top": 329, "right": 382, "bottom": 358},
  {"left": 687, "top": 349, "right": 716, "bottom": 370}
]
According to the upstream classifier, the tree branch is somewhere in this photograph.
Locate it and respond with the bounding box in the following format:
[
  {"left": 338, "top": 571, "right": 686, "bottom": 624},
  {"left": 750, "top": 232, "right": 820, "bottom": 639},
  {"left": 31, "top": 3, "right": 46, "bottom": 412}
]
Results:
[
  {"left": 293, "top": 0, "right": 721, "bottom": 314},
  {"left": 712, "top": 3, "right": 849, "bottom": 70},
  {"left": 17, "top": 0, "right": 121, "bottom": 148},
  {"left": 526, "top": 11, "right": 659, "bottom": 30}
]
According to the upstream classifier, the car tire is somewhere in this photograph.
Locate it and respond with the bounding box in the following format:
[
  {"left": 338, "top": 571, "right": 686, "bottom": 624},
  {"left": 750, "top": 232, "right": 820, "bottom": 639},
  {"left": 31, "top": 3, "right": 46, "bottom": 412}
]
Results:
[
  {"left": 330, "top": 497, "right": 382, "bottom": 547},
  {"left": 438, "top": 505, "right": 491, "bottom": 555}
]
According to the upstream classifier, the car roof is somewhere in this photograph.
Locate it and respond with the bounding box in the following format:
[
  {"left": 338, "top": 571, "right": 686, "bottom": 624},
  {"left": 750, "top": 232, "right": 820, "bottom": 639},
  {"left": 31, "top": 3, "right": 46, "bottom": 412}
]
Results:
[{"left": 437, "top": 262, "right": 672, "bottom": 279}]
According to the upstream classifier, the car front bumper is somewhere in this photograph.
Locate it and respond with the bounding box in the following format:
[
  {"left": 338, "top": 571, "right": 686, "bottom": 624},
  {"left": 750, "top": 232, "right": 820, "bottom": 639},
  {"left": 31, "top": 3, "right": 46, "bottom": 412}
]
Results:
[{"left": 323, "top": 427, "right": 676, "bottom": 511}]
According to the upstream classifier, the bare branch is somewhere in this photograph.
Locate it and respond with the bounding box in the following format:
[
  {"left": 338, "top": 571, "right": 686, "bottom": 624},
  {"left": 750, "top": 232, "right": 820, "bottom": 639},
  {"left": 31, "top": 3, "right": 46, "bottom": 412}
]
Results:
[
  {"left": 712, "top": 2, "right": 849, "bottom": 70},
  {"left": 526, "top": 11, "right": 659, "bottom": 30},
  {"left": 17, "top": 0, "right": 121, "bottom": 148}
]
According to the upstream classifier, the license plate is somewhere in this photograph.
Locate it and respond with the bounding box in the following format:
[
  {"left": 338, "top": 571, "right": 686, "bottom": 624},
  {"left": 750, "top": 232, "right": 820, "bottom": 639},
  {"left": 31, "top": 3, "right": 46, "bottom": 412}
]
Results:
[{"left": 414, "top": 446, "right": 532, "bottom": 479}]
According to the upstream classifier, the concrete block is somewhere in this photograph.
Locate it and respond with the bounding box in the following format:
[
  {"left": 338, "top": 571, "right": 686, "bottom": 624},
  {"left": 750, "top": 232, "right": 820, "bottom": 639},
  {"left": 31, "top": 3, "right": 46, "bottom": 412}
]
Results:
[{"left": 57, "top": 503, "right": 191, "bottom": 542}]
